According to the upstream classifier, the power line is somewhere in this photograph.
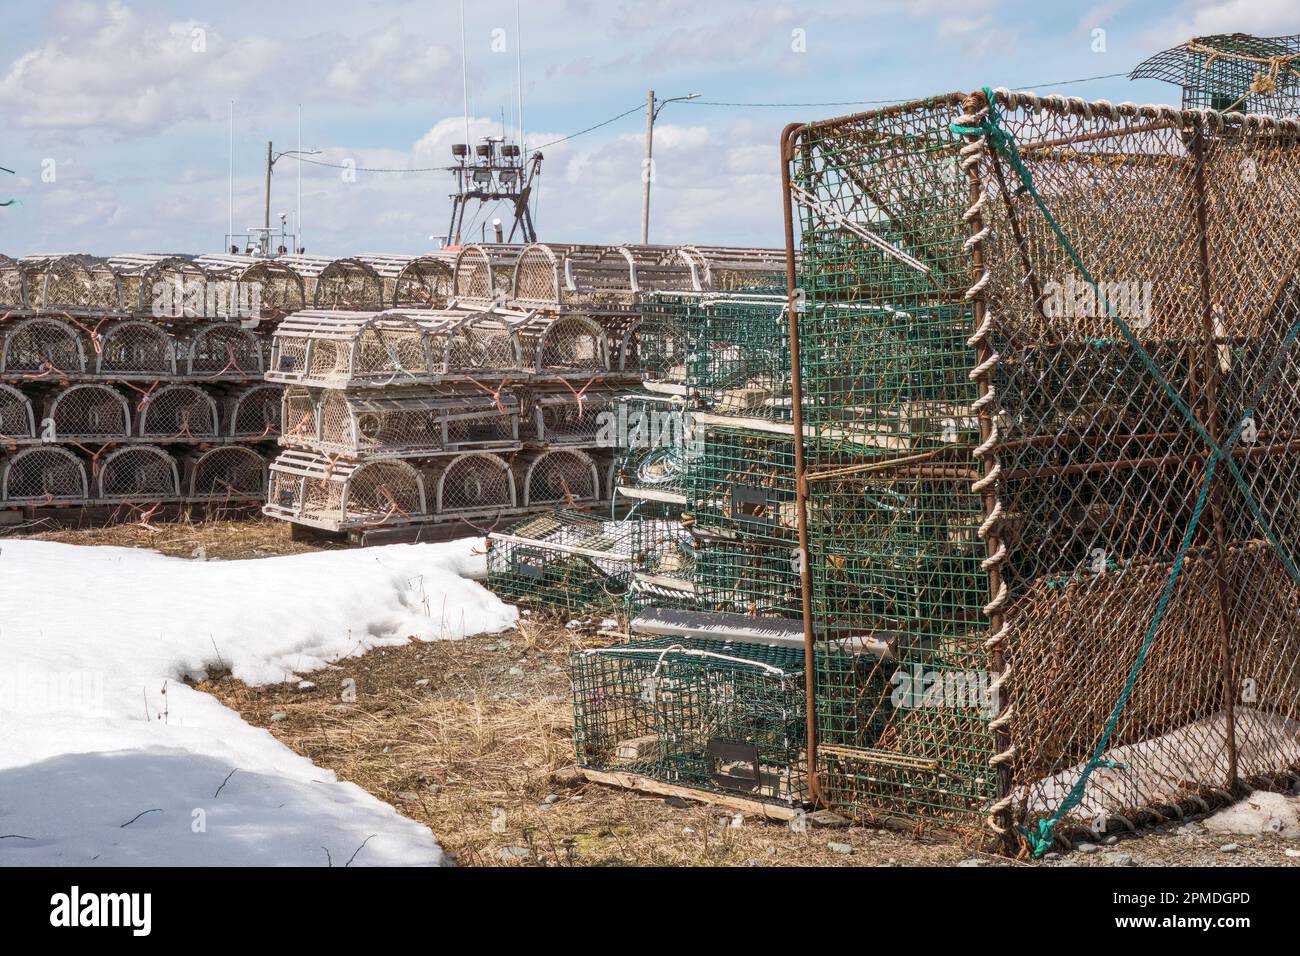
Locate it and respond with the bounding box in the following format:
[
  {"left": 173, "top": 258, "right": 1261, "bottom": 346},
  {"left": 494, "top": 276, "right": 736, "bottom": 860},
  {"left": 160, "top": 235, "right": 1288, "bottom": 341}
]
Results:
[
  {"left": 280, "top": 68, "right": 1134, "bottom": 175},
  {"left": 679, "top": 72, "right": 1133, "bottom": 108}
]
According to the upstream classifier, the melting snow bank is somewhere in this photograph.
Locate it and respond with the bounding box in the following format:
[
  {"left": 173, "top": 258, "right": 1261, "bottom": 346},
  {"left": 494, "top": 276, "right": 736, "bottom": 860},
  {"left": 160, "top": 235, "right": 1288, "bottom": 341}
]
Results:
[{"left": 0, "top": 539, "right": 518, "bottom": 866}]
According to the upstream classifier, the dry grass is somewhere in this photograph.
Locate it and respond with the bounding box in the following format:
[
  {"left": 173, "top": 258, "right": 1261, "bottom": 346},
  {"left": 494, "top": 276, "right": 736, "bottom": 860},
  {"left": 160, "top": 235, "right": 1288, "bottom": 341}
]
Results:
[
  {"left": 203, "top": 615, "right": 985, "bottom": 866},
  {"left": 23, "top": 513, "right": 334, "bottom": 560}
]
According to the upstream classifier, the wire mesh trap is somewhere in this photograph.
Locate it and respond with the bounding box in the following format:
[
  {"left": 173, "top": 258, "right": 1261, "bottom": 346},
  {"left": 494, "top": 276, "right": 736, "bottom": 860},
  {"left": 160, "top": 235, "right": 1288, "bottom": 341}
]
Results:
[
  {"left": 265, "top": 449, "right": 428, "bottom": 530},
  {"left": 0, "top": 317, "right": 87, "bottom": 378},
  {"left": 21, "top": 254, "right": 125, "bottom": 313},
  {"left": 94, "top": 320, "right": 177, "bottom": 378},
  {"left": 451, "top": 244, "right": 521, "bottom": 307},
  {"left": 1132, "top": 33, "right": 1300, "bottom": 116},
  {"left": 571, "top": 636, "right": 808, "bottom": 806},
  {"left": 96, "top": 445, "right": 181, "bottom": 501},
  {"left": 516, "top": 448, "right": 603, "bottom": 507},
  {"left": 44, "top": 384, "right": 132, "bottom": 442},
  {"left": 0, "top": 383, "right": 37, "bottom": 444},
  {"left": 184, "top": 445, "right": 268, "bottom": 502},
  {"left": 305, "top": 388, "right": 520, "bottom": 458},
  {"left": 136, "top": 385, "right": 219, "bottom": 441},
  {"left": 426, "top": 451, "right": 516, "bottom": 517},
  {"left": 179, "top": 322, "right": 265, "bottom": 380},
  {"left": 1, "top": 445, "right": 89, "bottom": 503},
  {"left": 488, "top": 509, "right": 693, "bottom": 612},
  {"left": 225, "top": 384, "right": 283, "bottom": 440},
  {"left": 785, "top": 89, "right": 1300, "bottom": 850}
]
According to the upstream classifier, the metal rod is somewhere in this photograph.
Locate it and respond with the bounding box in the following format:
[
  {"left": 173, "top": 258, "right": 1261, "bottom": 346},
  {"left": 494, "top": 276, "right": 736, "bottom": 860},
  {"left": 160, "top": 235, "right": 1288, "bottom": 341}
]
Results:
[
  {"left": 228, "top": 101, "right": 234, "bottom": 251},
  {"left": 263, "top": 140, "right": 273, "bottom": 246},
  {"left": 780, "top": 120, "right": 820, "bottom": 806},
  {"left": 297, "top": 104, "right": 303, "bottom": 254},
  {"left": 1191, "top": 123, "right": 1239, "bottom": 792}
]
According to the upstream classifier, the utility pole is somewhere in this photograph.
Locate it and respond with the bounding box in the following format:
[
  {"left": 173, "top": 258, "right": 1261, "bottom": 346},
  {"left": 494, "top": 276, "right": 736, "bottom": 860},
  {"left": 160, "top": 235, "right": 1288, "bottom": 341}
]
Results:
[
  {"left": 263, "top": 140, "right": 273, "bottom": 239},
  {"left": 640, "top": 90, "right": 700, "bottom": 245},
  {"left": 640, "top": 89, "right": 655, "bottom": 245}
]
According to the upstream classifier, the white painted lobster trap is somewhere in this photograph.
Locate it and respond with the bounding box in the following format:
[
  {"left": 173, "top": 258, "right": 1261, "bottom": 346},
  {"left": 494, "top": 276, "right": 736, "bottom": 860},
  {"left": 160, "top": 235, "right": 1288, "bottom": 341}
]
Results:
[
  {"left": 287, "top": 388, "right": 520, "bottom": 458},
  {"left": 265, "top": 449, "right": 429, "bottom": 530}
]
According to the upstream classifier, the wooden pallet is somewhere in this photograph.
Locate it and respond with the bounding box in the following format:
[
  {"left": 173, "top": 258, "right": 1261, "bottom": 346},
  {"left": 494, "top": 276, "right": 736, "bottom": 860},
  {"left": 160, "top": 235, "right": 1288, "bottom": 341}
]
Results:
[{"left": 579, "top": 768, "right": 801, "bottom": 820}]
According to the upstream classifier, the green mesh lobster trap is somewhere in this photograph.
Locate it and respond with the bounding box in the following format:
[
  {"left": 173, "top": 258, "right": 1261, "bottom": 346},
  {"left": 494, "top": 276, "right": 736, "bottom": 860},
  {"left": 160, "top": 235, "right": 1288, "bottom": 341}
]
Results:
[
  {"left": 487, "top": 509, "right": 692, "bottom": 614},
  {"left": 571, "top": 635, "right": 807, "bottom": 805},
  {"left": 1132, "top": 33, "right": 1300, "bottom": 116},
  {"left": 784, "top": 89, "right": 1300, "bottom": 852}
]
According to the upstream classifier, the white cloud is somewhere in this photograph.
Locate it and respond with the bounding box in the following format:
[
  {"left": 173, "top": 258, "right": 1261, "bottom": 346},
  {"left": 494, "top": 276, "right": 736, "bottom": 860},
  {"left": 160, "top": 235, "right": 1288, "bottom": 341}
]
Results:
[{"left": 1146, "top": 0, "right": 1300, "bottom": 47}]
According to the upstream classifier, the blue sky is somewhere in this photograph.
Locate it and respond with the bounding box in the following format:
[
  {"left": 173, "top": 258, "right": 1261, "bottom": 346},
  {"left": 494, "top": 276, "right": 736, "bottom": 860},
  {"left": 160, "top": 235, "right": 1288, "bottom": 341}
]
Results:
[{"left": 0, "top": 0, "right": 1296, "bottom": 255}]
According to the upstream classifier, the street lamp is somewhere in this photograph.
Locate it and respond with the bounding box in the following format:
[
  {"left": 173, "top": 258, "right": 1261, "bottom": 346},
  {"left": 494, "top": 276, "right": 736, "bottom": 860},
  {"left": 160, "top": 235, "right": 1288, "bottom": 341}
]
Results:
[{"left": 641, "top": 91, "right": 700, "bottom": 244}]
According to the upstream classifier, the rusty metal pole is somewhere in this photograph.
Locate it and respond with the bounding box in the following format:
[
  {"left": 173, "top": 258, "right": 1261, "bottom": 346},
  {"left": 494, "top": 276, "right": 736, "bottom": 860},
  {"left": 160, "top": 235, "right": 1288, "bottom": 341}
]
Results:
[
  {"left": 1191, "top": 121, "right": 1240, "bottom": 792},
  {"left": 780, "top": 121, "right": 820, "bottom": 806}
]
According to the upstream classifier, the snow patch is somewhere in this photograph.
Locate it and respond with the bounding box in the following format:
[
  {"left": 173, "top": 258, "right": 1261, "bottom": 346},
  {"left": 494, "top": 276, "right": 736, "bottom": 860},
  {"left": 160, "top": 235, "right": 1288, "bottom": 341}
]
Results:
[
  {"left": 1206, "top": 791, "right": 1300, "bottom": 838},
  {"left": 0, "top": 539, "right": 518, "bottom": 866}
]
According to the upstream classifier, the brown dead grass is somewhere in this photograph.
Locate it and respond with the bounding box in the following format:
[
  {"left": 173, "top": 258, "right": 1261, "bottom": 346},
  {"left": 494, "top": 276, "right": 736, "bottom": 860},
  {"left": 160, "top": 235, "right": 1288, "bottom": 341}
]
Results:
[
  {"left": 25, "top": 513, "right": 335, "bottom": 560},
  {"left": 203, "top": 615, "right": 986, "bottom": 866}
]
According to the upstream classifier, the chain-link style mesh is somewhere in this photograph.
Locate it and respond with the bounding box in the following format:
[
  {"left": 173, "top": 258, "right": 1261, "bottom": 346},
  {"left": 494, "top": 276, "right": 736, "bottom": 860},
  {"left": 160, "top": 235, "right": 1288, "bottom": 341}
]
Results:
[
  {"left": 0, "top": 317, "right": 87, "bottom": 376},
  {"left": 1, "top": 446, "right": 89, "bottom": 502},
  {"left": 227, "top": 384, "right": 282, "bottom": 439},
  {"left": 137, "top": 385, "right": 219, "bottom": 440},
  {"left": 789, "top": 91, "right": 1300, "bottom": 848},
  {"left": 94, "top": 320, "right": 177, "bottom": 377},
  {"left": 487, "top": 510, "right": 641, "bottom": 612},
  {"left": 47, "top": 384, "right": 131, "bottom": 442},
  {"left": 186, "top": 446, "right": 267, "bottom": 501},
  {"left": 571, "top": 636, "right": 807, "bottom": 805},
  {"left": 0, "top": 383, "right": 36, "bottom": 442},
  {"left": 432, "top": 452, "right": 515, "bottom": 514},
  {"left": 520, "top": 449, "right": 601, "bottom": 506},
  {"left": 97, "top": 445, "right": 180, "bottom": 500},
  {"left": 183, "top": 323, "right": 264, "bottom": 379}
]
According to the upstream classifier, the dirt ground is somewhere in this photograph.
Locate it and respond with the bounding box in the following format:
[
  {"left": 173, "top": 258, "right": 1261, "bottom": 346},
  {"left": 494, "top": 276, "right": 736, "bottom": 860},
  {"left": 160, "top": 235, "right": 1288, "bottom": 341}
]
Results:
[{"left": 26, "top": 517, "right": 1300, "bottom": 866}]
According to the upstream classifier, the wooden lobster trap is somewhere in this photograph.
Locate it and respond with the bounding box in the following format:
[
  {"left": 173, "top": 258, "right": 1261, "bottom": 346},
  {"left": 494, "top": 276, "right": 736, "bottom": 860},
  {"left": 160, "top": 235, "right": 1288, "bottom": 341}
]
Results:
[
  {"left": 0, "top": 383, "right": 37, "bottom": 445},
  {"left": 136, "top": 384, "right": 220, "bottom": 442},
  {"left": 1, "top": 445, "right": 89, "bottom": 504},
  {"left": 93, "top": 320, "right": 178, "bottom": 379},
  {"left": 424, "top": 451, "right": 517, "bottom": 518},
  {"left": 183, "top": 445, "right": 268, "bottom": 502},
  {"left": 265, "top": 449, "right": 428, "bottom": 530},
  {"left": 0, "top": 316, "right": 87, "bottom": 379},
  {"left": 515, "top": 448, "right": 604, "bottom": 508},
  {"left": 43, "top": 383, "right": 132, "bottom": 443},
  {"left": 300, "top": 388, "right": 520, "bottom": 458},
  {"left": 96, "top": 445, "right": 182, "bottom": 502}
]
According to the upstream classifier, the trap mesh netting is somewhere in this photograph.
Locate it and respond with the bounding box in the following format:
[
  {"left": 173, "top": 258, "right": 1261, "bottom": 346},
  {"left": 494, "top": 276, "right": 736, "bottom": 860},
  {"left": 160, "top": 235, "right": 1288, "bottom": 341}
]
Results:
[
  {"left": 786, "top": 89, "right": 1300, "bottom": 852},
  {"left": 571, "top": 636, "right": 807, "bottom": 805}
]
